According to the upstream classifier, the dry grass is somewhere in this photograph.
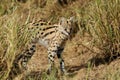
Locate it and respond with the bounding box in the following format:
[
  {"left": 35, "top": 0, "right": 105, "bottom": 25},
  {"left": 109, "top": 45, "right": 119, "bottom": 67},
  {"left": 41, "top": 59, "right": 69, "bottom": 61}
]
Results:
[
  {"left": 80, "top": 0, "right": 120, "bottom": 59},
  {"left": 0, "top": 0, "right": 120, "bottom": 80}
]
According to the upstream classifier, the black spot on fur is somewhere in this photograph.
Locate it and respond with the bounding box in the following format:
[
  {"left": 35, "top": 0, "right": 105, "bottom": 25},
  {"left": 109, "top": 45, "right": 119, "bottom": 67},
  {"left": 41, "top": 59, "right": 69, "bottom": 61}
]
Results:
[
  {"left": 30, "top": 47, "right": 33, "bottom": 50},
  {"left": 41, "top": 32, "right": 43, "bottom": 35},
  {"left": 36, "top": 27, "right": 39, "bottom": 28},
  {"left": 41, "top": 23, "right": 44, "bottom": 25},
  {"left": 35, "top": 24, "right": 39, "bottom": 26},
  {"left": 32, "top": 45, "right": 36, "bottom": 47},
  {"left": 50, "top": 54, "right": 53, "bottom": 57}
]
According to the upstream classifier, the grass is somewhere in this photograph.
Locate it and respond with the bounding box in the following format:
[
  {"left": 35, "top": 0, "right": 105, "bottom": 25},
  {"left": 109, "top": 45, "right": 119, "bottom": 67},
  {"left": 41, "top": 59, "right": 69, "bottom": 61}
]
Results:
[
  {"left": 77, "top": 0, "right": 120, "bottom": 58},
  {"left": 0, "top": 12, "right": 30, "bottom": 80},
  {"left": 105, "top": 68, "right": 120, "bottom": 80},
  {"left": 0, "top": 0, "right": 120, "bottom": 80}
]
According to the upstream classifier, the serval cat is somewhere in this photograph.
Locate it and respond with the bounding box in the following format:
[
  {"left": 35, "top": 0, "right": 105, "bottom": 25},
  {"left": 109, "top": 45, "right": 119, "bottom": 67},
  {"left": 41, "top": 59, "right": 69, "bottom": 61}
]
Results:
[{"left": 8, "top": 17, "right": 78, "bottom": 80}]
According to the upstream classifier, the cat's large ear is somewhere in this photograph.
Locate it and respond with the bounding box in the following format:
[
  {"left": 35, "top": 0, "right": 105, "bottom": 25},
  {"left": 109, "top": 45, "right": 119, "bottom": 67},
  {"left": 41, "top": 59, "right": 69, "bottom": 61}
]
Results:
[
  {"left": 69, "top": 16, "right": 77, "bottom": 23},
  {"left": 58, "top": 17, "right": 66, "bottom": 25}
]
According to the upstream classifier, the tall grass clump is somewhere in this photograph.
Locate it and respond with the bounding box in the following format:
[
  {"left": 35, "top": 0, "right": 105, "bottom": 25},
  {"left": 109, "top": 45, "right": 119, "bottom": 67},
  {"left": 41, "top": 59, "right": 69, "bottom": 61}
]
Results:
[
  {"left": 78, "top": 0, "right": 120, "bottom": 59},
  {"left": 0, "top": 0, "right": 61, "bottom": 79},
  {"left": 0, "top": 7, "right": 31, "bottom": 80}
]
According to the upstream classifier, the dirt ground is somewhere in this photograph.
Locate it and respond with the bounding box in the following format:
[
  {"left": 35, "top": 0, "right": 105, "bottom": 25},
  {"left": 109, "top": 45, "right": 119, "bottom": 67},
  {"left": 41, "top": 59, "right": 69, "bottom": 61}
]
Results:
[{"left": 25, "top": 32, "right": 120, "bottom": 80}]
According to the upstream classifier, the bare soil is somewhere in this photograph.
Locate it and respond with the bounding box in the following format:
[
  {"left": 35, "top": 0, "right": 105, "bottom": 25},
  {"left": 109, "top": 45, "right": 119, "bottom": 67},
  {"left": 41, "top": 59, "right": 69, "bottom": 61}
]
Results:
[{"left": 25, "top": 32, "right": 120, "bottom": 80}]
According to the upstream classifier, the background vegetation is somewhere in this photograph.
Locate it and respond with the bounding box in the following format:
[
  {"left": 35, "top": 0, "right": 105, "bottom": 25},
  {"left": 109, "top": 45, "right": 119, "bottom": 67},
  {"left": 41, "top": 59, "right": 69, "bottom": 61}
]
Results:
[{"left": 0, "top": 0, "right": 120, "bottom": 80}]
